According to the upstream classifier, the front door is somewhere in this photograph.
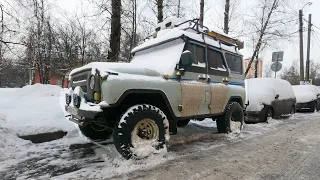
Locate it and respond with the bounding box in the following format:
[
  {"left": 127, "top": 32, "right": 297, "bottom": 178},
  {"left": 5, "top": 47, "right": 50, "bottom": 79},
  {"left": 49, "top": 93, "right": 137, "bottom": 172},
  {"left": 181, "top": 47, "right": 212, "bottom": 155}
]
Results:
[
  {"left": 180, "top": 41, "right": 211, "bottom": 117},
  {"left": 206, "top": 47, "right": 230, "bottom": 114}
]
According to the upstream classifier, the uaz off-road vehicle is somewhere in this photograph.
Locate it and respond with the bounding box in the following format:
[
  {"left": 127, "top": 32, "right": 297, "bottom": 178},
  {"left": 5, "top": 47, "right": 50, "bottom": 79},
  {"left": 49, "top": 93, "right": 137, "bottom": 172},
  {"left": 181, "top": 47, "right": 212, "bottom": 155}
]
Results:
[{"left": 65, "top": 18, "right": 246, "bottom": 159}]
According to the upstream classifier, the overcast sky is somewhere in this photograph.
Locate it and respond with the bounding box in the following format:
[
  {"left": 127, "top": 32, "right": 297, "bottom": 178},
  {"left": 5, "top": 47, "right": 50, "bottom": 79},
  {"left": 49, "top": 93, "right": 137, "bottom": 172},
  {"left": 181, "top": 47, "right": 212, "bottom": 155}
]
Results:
[{"left": 54, "top": 0, "right": 320, "bottom": 74}]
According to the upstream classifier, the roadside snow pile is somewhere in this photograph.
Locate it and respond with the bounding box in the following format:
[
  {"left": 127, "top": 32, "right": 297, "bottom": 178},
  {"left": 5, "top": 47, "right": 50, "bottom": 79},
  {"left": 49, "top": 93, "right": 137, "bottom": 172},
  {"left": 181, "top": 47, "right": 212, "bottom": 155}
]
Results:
[
  {"left": 292, "top": 85, "right": 320, "bottom": 103},
  {"left": 246, "top": 78, "right": 295, "bottom": 111},
  {"left": 0, "top": 84, "right": 77, "bottom": 136},
  {"left": 0, "top": 127, "right": 29, "bottom": 161}
]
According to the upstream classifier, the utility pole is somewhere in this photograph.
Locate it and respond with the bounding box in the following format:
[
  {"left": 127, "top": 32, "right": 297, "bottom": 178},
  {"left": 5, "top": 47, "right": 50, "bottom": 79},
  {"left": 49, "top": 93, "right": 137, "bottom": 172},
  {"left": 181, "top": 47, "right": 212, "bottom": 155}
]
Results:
[
  {"left": 299, "top": 10, "right": 304, "bottom": 85},
  {"left": 306, "top": 14, "right": 312, "bottom": 83}
]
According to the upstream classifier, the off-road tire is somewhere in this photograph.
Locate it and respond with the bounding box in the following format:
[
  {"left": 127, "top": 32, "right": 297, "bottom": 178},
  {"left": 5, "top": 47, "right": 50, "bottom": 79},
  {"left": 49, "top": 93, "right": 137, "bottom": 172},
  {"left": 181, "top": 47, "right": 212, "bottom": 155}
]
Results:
[
  {"left": 78, "top": 122, "right": 112, "bottom": 140},
  {"left": 216, "top": 102, "right": 244, "bottom": 133},
  {"left": 264, "top": 107, "right": 274, "bottom": 122},
  {"left": 177, "top": 119, "right": 190, "bottom": 127},
  {"left": 113, "top": 104, "right": 169, "bottom": 159}
]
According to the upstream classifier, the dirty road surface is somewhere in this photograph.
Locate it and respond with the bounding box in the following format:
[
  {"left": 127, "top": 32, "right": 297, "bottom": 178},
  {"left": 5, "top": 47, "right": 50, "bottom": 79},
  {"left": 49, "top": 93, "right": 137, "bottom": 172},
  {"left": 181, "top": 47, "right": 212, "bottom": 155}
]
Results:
[{"left": 1, "top": 113, "right": 320, "bottom": 180}]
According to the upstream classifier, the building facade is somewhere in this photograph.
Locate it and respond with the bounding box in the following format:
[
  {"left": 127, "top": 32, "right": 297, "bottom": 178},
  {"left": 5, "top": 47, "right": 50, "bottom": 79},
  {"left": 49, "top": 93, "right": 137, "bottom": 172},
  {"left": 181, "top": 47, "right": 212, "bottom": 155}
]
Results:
[{"left": 243, "top": 59, "right": 263, "bottom": 78}]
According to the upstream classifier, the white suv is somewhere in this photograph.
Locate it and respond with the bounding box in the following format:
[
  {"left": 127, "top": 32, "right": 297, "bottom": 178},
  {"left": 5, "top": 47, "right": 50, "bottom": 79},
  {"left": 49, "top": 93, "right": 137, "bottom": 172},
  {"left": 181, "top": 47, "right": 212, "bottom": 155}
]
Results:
[{"left": 65, "top": 18, "right": 246, "bottom": 159}]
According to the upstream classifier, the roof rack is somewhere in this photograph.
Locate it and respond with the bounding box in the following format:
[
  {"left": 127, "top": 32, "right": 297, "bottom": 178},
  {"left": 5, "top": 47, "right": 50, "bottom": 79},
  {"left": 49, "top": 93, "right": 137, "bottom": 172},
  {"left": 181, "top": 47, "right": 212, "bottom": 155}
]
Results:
[{"left": 174, "top": 18, "right": 244, "bottom": 50}]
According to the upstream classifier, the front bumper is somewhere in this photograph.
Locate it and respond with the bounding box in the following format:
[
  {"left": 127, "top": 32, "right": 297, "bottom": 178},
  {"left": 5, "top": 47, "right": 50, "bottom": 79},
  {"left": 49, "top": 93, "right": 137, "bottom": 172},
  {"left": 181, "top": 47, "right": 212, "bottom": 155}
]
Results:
[
  {"left": 296, "top": 102, "right": 312, "bottom": 110},
  {"left": 65, "top": 105, "right": 99, "bottom": 119}
]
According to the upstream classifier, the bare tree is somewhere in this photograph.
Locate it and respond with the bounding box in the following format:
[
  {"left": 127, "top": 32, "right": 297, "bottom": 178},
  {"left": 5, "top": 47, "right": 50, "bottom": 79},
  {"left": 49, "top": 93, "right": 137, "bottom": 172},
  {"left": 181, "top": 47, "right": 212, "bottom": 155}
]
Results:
[
  {"left": 244, "top": 0, "right": 296, "bottom": 77},
  {"left": 199, "top": 0, "right": 204, "bottom": 26},
  {"left": 281, "top": 60, "right": 300, "bottom": 85},
  {"left": 108, "top": 0, "right": 121, "bottom": 61},
  {"left": 156, "top": 0, "right": 164, "bottom": 23},
  {"left": 223, "top": 0, "right": 230, "bottom": 34}
]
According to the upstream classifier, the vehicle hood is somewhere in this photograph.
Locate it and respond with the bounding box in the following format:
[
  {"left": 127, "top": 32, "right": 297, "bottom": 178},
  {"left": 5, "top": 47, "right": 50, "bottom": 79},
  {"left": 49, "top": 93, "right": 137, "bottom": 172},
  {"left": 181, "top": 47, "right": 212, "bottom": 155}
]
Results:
[
  {"left": 293, "top": 85, "right": 318, "bottom": 103},
  {"left": 70, "top": 62, "right": 162, "bottom": 77},
  {"left": 70, "top": 39, "right": 185, "bottom": 78}
]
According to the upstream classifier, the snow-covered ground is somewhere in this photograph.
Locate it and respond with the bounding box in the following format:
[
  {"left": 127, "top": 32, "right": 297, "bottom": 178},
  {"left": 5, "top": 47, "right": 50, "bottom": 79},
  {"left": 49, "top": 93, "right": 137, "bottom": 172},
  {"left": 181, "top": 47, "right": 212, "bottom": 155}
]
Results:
[
  {"left": 0, "top": 84, "right": 77, "bottom": 136},
  {"left": 1, "top": 84, "right": 319, "bottom": 179}
]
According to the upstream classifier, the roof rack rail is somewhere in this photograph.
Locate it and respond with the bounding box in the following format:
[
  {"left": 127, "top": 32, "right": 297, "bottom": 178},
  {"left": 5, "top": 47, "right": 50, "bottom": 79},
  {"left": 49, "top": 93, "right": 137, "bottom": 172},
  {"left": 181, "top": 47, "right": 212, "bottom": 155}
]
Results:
[{"left": 175, "top": 18, "right": 244, "bottom": 50}]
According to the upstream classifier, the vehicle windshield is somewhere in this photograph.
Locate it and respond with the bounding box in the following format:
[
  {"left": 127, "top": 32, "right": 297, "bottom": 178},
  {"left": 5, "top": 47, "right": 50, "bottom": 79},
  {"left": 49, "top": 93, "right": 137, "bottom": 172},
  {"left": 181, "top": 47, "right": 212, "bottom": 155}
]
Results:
[{"left": 130, "top": 39, "right": 185, "bottom": 74}]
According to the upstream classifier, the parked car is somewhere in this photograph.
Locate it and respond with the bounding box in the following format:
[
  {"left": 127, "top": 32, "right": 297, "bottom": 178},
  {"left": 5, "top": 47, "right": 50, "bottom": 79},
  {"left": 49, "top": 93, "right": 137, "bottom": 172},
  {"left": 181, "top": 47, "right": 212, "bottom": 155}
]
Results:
[
  {"left": 245, "top": 78, "right": 296, "bottom": 123},
  {"left": 292, "top": 85, "right": 320, "bottom": 112}
]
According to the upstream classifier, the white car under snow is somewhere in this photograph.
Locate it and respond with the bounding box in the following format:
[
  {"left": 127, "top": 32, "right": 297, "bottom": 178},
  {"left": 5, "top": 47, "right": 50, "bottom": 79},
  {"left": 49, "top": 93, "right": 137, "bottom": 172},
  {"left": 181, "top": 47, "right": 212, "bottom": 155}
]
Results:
[
  {"left": 292, "top": 85, "right": 320, "bottom": 112},
  {"left": 245, "top": 78, "right": 296, "bottom": 122}
]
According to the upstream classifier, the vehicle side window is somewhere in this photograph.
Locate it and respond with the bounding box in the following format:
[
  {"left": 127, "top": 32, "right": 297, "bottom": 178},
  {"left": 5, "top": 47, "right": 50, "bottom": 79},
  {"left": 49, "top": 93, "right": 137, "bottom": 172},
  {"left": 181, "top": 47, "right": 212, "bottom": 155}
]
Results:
[
  {"left": 207, "top": 48, "right": 229, "bottom": 76},
  {"left": 187, "top": 43, "right": 205, "bottom": 67},
  {"left": 225, "top": 53, "right": 243, "bottom": 75},
  {"left": 207, "top": 49, "right": 226, "bottom": 70}
]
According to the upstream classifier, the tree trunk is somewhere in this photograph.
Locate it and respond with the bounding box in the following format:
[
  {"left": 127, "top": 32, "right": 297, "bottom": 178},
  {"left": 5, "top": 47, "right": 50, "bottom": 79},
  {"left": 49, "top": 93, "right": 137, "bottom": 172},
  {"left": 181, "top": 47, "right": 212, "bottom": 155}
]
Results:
[
  {"left": 130, "top": 0, "right": 137, "bottom": 59},
  {"left": 108, "top": 0, "right": 121, "bottom": 62},
  {"left": 157, "top": 0, "right": 164, "bottom": 23},
  {"left": 244, "top": 0, "right": 278, "bottom": 76},
  {"left": 223, "top": 0, "right": 230, "bottom": 34},
  {"left": 254, "top": 55, "right": 258, "bottom": 78},
  {"left": 199, "top": 0, "right": 204, "bottom": 26},
  {"left": 177, "top": 0, "right": 181, "bottom": 18}
]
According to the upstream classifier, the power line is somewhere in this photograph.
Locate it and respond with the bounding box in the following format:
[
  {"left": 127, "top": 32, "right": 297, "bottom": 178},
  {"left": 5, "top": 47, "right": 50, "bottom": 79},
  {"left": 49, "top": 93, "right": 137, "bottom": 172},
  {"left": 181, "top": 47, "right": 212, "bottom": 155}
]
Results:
[
  {"left": 311, "top": 31, "right": 320, "bottom": 49},
  {"left": 281, "top": 0, "right": 299, "bottom": 15}
]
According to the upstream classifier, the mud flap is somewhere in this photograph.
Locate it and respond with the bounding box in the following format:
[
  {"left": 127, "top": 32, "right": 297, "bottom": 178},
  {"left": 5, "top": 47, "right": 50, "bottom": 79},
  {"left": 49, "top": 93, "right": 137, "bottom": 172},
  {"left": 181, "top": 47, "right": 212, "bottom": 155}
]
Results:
[{"left": 169, "top": 119, "right": 177, "bottom": 135}]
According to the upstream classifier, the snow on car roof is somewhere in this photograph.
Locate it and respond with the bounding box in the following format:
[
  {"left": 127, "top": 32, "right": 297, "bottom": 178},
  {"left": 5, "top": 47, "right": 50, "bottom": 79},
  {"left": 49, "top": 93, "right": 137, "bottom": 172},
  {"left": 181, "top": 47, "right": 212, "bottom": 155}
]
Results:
[
  {"left": 132, "top": 18, "right": 240, "bottom": 54},
  {"left": 246, "top": 78, "right": 295, "bottom": 111},
  {"left": 292, "top": 85, "right": 320, "bottom": 103}
]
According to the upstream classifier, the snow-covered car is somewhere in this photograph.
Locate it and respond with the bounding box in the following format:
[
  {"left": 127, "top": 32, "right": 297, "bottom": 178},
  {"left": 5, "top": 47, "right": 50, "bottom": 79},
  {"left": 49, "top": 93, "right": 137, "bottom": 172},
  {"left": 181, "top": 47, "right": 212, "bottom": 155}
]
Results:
[
  {"left": 292, "top": 85, "right": 320, "bottom": 112},
  {"left": 245, "top": 78, "right": 296, "bottom": 123},
  {"left": 65, "top": 18, "right": 246, "bottom": 159}
]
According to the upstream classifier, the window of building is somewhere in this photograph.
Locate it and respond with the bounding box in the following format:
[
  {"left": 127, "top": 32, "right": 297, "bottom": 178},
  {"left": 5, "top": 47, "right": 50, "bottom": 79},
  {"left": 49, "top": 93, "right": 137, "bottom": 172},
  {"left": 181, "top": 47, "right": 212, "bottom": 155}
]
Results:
[{"left": 225, "top": 53, "right": 243, "bottom": 75}]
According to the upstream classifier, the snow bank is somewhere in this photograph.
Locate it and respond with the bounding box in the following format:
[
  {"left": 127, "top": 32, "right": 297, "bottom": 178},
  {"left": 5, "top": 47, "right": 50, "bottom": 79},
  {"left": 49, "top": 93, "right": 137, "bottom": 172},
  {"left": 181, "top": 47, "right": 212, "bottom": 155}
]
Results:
[
  {"left": 0, "top": 84, "right": 77, "bottom": 136},
  {"left": 293, "top": 85, "right": 320, "bottom": 103},
  {"left": 246, "top": 78, "right": 295, "bottom": 111}
]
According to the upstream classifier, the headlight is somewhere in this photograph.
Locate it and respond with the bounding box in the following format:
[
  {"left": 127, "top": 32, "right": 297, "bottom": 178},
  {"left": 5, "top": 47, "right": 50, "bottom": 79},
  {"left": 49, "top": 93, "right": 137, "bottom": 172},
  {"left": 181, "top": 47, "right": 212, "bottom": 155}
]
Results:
[
  {"left": 89, "top": 75, "right": 95, "bottom": 89},
  {"left": 65, "top": 94, "right": 71, "bottom": 105}
]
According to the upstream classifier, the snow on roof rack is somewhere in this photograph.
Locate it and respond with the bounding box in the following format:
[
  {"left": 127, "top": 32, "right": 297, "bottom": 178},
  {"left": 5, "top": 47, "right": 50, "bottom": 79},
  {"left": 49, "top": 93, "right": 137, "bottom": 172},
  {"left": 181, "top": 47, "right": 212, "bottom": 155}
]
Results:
[{"left": 175, "top": 18, "right": 244, "bottom": 50}]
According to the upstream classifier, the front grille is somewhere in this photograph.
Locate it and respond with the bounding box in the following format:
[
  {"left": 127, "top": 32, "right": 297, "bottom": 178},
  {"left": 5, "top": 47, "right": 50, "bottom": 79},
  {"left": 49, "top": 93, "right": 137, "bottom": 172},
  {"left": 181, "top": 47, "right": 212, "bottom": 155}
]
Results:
[{"left": 70, "top": 69, "right": 91, "bottom": 95}]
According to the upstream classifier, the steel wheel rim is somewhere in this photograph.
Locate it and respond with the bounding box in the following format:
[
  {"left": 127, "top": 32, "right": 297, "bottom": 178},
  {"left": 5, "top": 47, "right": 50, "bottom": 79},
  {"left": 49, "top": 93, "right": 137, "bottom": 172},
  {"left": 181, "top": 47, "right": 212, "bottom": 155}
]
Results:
[{"left": 132, "top": 118, "right": 159, "bottom": 145}]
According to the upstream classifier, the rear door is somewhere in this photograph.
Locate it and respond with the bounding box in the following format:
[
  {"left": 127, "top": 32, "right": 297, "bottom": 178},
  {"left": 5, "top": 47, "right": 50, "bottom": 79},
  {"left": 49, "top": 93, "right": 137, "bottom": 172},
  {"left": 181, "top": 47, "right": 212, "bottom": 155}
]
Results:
[{"left": 179, "top": 41, "right": 211, "bottom": 117}]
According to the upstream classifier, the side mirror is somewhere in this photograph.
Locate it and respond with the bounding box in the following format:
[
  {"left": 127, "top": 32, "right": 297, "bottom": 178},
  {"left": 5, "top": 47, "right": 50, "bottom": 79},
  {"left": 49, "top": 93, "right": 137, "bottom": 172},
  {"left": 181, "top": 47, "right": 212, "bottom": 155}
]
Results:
[
  {"left": 275, "top": 94, "right": 279, "bottom": 99},
  {"left": 180, "top": 50, "right": 193, "bottom": 68}
]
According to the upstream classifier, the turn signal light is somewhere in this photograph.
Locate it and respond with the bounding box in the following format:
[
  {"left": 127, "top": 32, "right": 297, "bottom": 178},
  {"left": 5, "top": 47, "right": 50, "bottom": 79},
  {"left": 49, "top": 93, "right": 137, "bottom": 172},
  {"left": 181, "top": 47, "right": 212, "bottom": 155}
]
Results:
[{"left": 94, "top": 92, "right": 101, "bottom": 102}]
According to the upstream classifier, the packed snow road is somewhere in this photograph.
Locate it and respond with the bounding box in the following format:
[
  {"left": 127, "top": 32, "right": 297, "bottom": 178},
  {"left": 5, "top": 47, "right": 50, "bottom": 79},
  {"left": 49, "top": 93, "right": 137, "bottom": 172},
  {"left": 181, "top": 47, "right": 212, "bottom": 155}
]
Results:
[
  {"left": 1, "top": 112, "right": 320, "bottom": 179},
  {"left": 115, "top": 113, "right": 320, "bottom": 180},
  {"left": 1, "top": 85, "right": 320, "bottom": 179}
]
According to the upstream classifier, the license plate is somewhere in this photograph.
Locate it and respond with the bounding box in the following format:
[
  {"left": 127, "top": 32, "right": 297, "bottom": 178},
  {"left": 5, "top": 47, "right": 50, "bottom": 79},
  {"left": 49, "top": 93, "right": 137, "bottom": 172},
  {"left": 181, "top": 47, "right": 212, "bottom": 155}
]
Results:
[{"left": 68, "top": 106, "right": 78, "bottom": 115}]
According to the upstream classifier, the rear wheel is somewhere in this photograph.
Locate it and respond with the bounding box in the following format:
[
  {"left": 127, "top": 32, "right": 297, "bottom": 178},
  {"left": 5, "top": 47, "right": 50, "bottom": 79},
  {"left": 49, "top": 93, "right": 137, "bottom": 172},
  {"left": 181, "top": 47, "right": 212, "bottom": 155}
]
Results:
[
  {"left": 177, "top": 119, "right": 190, "bottom": 127},
  {"left": 216, "top": 102, "right": 244, "bottom": 133},
  {"left": 78, "top": 121, "right": 113, "bottom": 140}
]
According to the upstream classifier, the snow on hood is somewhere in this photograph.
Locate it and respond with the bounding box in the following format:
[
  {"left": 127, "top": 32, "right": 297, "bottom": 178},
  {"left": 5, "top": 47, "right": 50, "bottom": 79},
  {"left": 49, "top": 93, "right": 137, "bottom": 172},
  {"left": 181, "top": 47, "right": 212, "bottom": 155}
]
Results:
[
  {"left": 246, "top": 78, "right": 295, "bottom": 111},
  {"left": 293, "top": 85, "right": 320, "bottom": 103},
  {"left": 71, "top": 39, "right": 185, "bottom": 77}
]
